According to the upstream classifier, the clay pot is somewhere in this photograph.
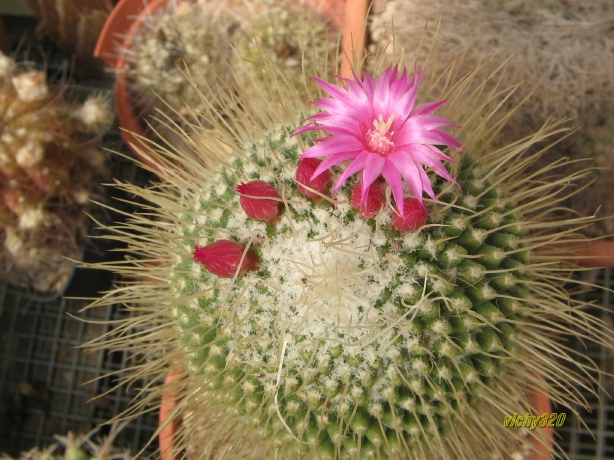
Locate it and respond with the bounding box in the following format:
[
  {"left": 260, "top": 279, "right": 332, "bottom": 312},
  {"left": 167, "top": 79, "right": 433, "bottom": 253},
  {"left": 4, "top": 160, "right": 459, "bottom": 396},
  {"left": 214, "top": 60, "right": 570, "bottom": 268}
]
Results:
[
  {"left": 528, "top": 374, "right": 555, "bottom": 460},
  {"left": 95, "top": 0, "right": 176, "bottom": 169},
  {"left": 159, "top": 363, "right": 183, "bottom": 460},
  {"left": 552, "top": 240, "right": 614, "bottom": 268}
]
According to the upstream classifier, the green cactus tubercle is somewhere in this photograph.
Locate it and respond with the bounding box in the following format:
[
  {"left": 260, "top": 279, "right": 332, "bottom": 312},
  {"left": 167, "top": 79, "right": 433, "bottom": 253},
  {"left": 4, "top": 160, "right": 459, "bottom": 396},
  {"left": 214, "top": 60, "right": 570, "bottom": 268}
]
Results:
[{"left": 171, "top": 124, "right": 530, "bottom": 457}]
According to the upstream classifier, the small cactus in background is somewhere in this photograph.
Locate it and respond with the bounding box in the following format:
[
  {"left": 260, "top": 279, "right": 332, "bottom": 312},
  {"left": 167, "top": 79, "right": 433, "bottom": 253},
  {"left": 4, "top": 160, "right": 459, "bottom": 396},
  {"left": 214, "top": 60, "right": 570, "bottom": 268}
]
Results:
[
  {"left": 130, "top": 0, "right": 236, "bottom": 120},
  {"left": 125, "top": 0, "right": 337, "bottom": 143},
  {"left": 0, "top": 51, "right": 110, "bottom": 293},
  {"left": 0, "top": 422, "right": 133, "bottom": 460},
  {"left": 86, "top": 43, "right": 612, "bottom": 459}
]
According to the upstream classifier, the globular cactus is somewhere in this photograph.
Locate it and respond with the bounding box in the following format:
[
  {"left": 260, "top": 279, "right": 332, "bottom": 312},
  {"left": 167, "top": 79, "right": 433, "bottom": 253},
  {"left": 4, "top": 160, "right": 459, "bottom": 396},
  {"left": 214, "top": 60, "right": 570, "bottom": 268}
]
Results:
[
  {"left": 130, "top": 0, "right": 236, "bottom": 121},
  {"left": 129, "top": 0, "right": 337, "bottom": 125},
  {"left": 0, "top": 51, "right": 110, "bottom": 293},
  {"left": 87, "top": 45, "right": 612, "bottom": 459}
]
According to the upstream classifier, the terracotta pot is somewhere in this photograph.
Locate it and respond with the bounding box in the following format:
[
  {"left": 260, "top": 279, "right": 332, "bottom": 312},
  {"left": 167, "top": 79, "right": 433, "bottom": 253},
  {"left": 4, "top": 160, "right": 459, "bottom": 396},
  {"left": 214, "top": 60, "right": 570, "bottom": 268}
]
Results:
[
  {"left": 339, "top": 0, "right": 367, "bottom": 79},
  {"left": 95, "top": 0, "right": 177, "bottom": 170},
  {"left": 159, "top": 364, "right": 183, "bottom": 460},
  {"left": 548, "top": 240, "right": 614, "bottom": 268},
  {"left": 95, "top": 0, "right": 347, "bottom": 170},
  {"left": 528, "top": 374, "right": 555, "bottom": 460}
]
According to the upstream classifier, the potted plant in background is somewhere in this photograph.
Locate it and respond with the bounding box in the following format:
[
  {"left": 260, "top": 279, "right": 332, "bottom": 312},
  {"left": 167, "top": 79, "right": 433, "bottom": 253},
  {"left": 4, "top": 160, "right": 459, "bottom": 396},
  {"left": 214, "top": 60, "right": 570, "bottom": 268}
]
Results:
[
  {"left": 84, "top": 2, "right": 611, "bottom": 459},
  {"left": 25, "top": 0, "right": 116, "bottom": 77},
  {"left": 0, "top": 51, "right": 111, "bottom": 295},
  {"left": 94, "top": 0, "right": 342, "bottom": 168}
]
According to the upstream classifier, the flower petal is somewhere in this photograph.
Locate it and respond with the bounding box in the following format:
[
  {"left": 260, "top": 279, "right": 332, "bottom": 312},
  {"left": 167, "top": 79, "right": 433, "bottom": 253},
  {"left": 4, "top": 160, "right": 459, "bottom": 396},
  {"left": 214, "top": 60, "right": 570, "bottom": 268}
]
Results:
[
  {"left": 360, "top": 154, "right": 386, "bottom": 203},
  {"left": 413, "top": 99, "right": 447, "bottom": 116},
  {"left": 301, "top": 134, "right": 364, "bottom": 160},
  {"left": 396, "top": 126, "right": 462, "bottom": 149},
  {"left": 388, "top": 152, "right": 426, "bottom": 203},
  {"left": 311, "top": 149, "right": 360, "bottom": 179},
  {"left": 380, "top": 160, "right": 406, "bottom": 215},
  {"left": 333, "top": 150, "right": 370, "bottom": 193},
  {"left": 403, "top": 114, "right": 459, "bottom": 133}
]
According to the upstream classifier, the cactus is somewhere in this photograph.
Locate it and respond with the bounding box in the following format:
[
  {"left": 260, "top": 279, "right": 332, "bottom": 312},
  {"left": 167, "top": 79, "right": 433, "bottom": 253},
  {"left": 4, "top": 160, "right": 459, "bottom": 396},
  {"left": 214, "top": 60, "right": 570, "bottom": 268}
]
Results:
[
  {"left": 0, "top": 51, "right": 110, "bottom": 293},
  {"left": 127, "top": 0, "right": 337, "bottom": 132},
  {"left": 86, "top": 43, "right": 612, "bottom": 459},
  {"left": 130, "top": 0, "right": 236, "bottom": 121},
  {"left": 0, "top": 422, "right": 133, "bottom": 460}
]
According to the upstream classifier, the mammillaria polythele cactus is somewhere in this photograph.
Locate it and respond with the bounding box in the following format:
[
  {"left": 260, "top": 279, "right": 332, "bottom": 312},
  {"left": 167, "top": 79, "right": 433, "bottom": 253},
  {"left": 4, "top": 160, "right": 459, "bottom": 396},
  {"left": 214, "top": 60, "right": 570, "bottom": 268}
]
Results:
[
  {"left": 0, "top": 51, "right": 110, "bottom": 293},
  {"left": 86, "top": 44, "right": 611, "bottom": 459}
]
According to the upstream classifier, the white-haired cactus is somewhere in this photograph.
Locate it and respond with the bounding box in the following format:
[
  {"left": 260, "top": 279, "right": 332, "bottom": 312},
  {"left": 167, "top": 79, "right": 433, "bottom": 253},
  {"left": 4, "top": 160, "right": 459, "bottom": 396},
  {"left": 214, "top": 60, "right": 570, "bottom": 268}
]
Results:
[
  {"left": 128, "top": 0, "right": 337, "bottom": 127},
  {"left": 86, "top": 44, "right": 612, "bottom": 459},
  {"left": 0, "top": 51, "right": 110, "bottom": 293}
]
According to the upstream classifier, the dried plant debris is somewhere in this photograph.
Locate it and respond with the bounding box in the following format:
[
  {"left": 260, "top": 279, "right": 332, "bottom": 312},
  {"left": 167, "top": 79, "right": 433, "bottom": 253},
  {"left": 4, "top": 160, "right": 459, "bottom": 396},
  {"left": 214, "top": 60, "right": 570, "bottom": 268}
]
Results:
[{"left": 0, "top": 52, "right": 110, "bottom": 294}]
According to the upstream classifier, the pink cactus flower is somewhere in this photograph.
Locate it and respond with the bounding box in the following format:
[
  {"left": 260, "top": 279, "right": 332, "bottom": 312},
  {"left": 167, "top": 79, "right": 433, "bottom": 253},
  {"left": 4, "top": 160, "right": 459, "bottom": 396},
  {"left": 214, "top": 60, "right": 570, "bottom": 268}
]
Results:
[
  {"left": 293, "top": 66, "right": 461, "bottom": 216},
  {"left": 194, "top": 240, "right": 260, "bottom": 278}
]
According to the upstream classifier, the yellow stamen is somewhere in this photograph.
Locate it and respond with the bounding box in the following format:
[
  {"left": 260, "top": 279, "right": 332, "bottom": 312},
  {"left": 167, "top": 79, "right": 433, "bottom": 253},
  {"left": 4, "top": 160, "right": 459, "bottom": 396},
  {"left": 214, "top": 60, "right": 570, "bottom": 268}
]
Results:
[{"left": 373, "top": 114, "right": 395, "bottom": 135}]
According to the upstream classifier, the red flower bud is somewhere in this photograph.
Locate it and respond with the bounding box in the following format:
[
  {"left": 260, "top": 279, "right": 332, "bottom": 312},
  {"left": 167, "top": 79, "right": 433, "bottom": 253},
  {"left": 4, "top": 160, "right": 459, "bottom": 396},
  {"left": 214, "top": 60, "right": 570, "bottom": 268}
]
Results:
[
  {"left": 392, "top": 198, "right": 428, "bottom": 232},
  {"left": 236, "top": 181, "right": 281, "bottom": 222},
  {"left": 351, "top": 181, "right": 386, "bottom": 220},
  {"left": 194, "top": 240, "right": 260, "bottom": 278},
  {"left": 296, "top": 158, "right": 331, "bottom": 199}
]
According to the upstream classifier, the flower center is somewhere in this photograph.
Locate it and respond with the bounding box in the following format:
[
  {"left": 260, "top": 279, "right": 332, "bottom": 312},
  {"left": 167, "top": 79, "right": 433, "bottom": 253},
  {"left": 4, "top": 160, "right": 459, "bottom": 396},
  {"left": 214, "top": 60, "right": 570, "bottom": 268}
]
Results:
[{"left": 366, "top": 114, "right": 396, "bottom": 156}]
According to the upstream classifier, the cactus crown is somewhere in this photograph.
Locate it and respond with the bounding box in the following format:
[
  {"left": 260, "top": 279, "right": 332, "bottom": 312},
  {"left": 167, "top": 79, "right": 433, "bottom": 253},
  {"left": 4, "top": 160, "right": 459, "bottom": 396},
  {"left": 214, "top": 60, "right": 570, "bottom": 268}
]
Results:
[{"left": 86, "top": 41, "right": 611, "bottom": 460}]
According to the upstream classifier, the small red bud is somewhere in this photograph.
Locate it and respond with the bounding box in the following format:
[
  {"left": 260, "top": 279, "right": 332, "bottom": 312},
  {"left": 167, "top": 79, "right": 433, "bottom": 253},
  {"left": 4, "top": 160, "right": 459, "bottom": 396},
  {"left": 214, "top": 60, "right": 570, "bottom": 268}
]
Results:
[
  {"left": 236, "top": 180, "right": 281, "bottom": 222},
  {"left": 296, "top": 158, "right": 331, "bottom": 200},
  {"left": 194, "top": 240, "right": 260, "bottom": 278},
  {"left": 351, "top": 181, "right": 386, "bottom": 220},
  {"left": 392, "top": 198, "right": 428, "bottom": 232}
]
